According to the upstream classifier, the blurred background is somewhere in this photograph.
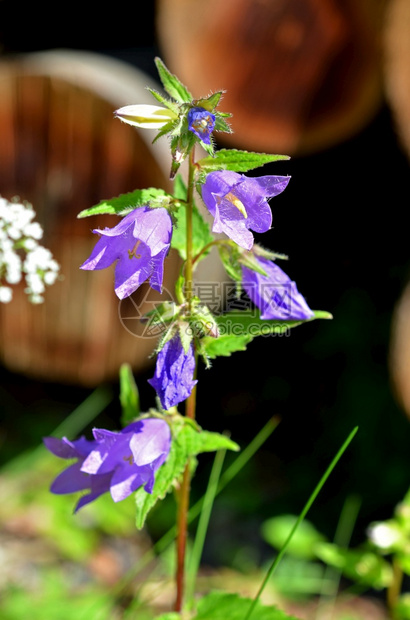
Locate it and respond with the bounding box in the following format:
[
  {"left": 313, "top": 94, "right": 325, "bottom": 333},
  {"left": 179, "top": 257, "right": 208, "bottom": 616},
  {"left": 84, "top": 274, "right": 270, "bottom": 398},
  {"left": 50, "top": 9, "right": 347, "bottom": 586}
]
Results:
[{"left": 1, "top": 0, "right": 410, "bottom": 616}]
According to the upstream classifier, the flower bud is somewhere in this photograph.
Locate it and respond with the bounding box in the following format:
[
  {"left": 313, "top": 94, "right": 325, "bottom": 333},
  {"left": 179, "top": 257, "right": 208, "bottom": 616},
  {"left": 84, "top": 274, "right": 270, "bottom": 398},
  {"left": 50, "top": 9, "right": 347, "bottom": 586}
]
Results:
[{"left": 114, "top": 104, "right": 177, "bottom": 129}]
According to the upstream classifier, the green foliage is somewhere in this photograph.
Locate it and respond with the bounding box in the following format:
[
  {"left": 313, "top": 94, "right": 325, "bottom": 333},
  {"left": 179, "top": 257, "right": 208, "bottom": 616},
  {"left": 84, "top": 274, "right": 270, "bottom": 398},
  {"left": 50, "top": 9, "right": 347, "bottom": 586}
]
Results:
[
  {"left": 395, "top": 594, "right": 410, "bottom": 619},
  {"left": 197, "top": 149, "right": 289, "bottom": 174},
  {"left": 146, "top": 87, "right": 180, "bottom": 114},
  {"left": 154, "top": 57, "right": 192, "bottom": 104},
  {"left": 77, "top": 188, "right": 170, "bottom": 218},
  {"left": 202, "top": 310, "right": 332, "bottom": 359},
  {"left": 155, "top": 591, "right": 300, "bottom": 620},
  {"left": 261, "top": 515, "right": 326, "bottom": 560},
  {"left": 170, "top": 175, "right": 213, "bottom": 262},
  {"left": 314, "top": 542, "right": 393, "bottom": 589},
  {"left": 119, "top": 363, "right": 140, "bottom": 426},
  {"left": 196, "top": 91, "right": 224, "bottom": 111},
  {"left": 0, "top": 573, "right": 114, "bottom": 620},
  {"left": 134, "top": 420, "right": 239, "bottom": 529},
  {"left": 202, "top": 333, "right": 254, "bottom": 358}
]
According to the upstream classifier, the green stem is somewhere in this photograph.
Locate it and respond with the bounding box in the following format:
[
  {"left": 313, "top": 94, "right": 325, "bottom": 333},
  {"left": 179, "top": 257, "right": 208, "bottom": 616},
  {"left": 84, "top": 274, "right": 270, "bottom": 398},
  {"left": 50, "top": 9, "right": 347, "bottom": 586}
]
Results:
[
  {"left": 387, "top": 556, "right": 403, "bottom": 619},
  {"left": 186, "top": 447, "right": 227, "bottom": 603},
  {"left": 192, "top": 239, "right": 230, "bottom": 267},
  {"left": 243, "top": 426, "right": 359, "bottom": 620},
  {"left": 185, "top": 146, "right": 196, "bottom": 311},
  {"left": 174, "top": 147, "right": 197, "bottom": 612}
]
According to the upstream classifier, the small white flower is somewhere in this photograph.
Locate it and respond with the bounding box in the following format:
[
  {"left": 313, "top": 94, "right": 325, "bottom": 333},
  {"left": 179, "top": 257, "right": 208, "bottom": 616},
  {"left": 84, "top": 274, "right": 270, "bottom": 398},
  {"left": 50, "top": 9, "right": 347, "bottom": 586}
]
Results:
[
  {"left": 29, "top": 293, "right": 44, "bottom": 304},
  {"left": 367, "top": 522, "right": 401, "bottom": 550},
  {"left": 7, "top": 226, "right": 22, "bottom": 240},
  {"left": 44, "top": 270, "right": 58, "bottom": 285},
  {"left": 23, "top": 222, "right": 43, "bottom": 240},
  {"left": 26, "top": 272, "right": 45, "bottom": 294},
  {"left": 0, "top": 286, "right": 12, "bottom": 303},
  {"left": 22, "top": 238, "right": 38, "bottom": 251},
  {"left": 0, "top": 196, "right": 60, "bottom": 304}
]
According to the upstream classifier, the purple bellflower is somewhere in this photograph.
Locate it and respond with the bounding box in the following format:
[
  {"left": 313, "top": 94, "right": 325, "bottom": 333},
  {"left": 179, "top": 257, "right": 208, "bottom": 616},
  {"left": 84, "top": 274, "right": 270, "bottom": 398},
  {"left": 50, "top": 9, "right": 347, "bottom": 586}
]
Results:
[
  {"left": 242, "top": 255, "right": 314, "bottom": 321},
  {"left": 201, "top": 170, "right": 290, "bottom": 250},
  {"left": 80, "top": 206, "right": 172, "bottom": 299},
  {"left": 148, "top": 333, "right": 197, "bottom": 410},
  {"left": 188, "top": 107, "right": 215, "bottom": 145},
  {"left": 44, "top": 418, "right": 171, "bottom": 512}
]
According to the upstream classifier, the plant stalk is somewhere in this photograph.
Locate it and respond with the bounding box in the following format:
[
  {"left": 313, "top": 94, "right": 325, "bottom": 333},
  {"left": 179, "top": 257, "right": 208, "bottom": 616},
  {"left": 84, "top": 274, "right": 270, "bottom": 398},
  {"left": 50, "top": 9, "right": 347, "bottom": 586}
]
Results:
[
  {"left": 387, "top": 556, "right": 403, "bottom": 619},
  {"left": 174, "top": 147, "right": 197, "bottom": 612}
]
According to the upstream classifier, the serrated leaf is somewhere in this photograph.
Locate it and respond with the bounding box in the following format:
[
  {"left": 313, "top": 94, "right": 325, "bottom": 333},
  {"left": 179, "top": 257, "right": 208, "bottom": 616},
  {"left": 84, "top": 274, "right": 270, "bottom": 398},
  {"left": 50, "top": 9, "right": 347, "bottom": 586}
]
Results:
[
  {"left": 196, "top": 431, "right": 239, "bottom": 453},
  {"left": 152, "top": 119, "right": 180, "bottom": 144},
  {"left": 147, "top": 87, "right": 179, "bottom": 113},
  {"left": 77, "top": 188, "right": 169, "bottom": 218},
  {"left": 202, "top": 334, "right": 254, "bottom": 359},
  {"left": 202, "top": 310, "right": 331, "bottom": 359},
  {"left": 196, "top": 91, "right": 224, "bottom": 111},
  {"left": 119, "top": 363, "right": 140, "bottom": 427},
  {"left": 155, "top": 57, "right": 192, "bottom": 103},
  {"left": 214, "top": 116, "right": 233, "bottom": 134},
  {"left": 192, "top": 591, "right": 300, "bottom": 620},
  {"left": 171, "top": 175, "right": 213, "bottom": 262},
  {"left": 197, "top": 149, "right": 290, "bottom": 174},
  {"left": 134, "top": 423, "right": 238, "bottom": 529}
]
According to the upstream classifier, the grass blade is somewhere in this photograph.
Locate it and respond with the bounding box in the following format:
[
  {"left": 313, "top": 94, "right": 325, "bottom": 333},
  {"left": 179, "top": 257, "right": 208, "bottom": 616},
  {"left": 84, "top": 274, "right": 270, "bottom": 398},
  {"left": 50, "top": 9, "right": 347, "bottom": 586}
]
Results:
[{"left": 244, "top": 426, "right": 359, "bottom": 620}]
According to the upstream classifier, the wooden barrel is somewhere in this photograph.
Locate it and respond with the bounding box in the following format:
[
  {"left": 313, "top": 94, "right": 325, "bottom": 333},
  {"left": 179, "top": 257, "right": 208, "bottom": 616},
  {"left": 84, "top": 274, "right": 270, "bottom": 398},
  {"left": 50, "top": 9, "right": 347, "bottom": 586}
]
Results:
[
  {"left": 0, "top": 50, "right": 179, "bottom": 386},
  {"left": 156, "top": 0, "right": 384, "bottom": 155},
  {"left": 390, "top": 280, "right": 410, "bottom": 419},
  {"left": 383, "top": 0, "right": 410, "bottom": 161}
]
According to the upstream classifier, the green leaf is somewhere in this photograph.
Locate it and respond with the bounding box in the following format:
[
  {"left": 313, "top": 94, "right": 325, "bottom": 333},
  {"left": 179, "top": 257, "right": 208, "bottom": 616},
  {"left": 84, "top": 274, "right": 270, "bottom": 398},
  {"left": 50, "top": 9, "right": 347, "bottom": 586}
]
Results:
[
  {"left": 154, "top": 57, "right": 192, "bottom": 103},
  {"left": 261, "top": 515, "right": 326, "bottom": 560},
  {"left": 196, "top": 91, "right": 224, "bottom": 111},
  {"left": 202, "top": 310, "right": 331, "bottom": 359},
  {"left": 77, "top": 188, "right": 169, "bottom": 218},
  {"left": 314, "top": 542, "right": 393, "bottom": 589},
  {"left": 134, "top": 422, "right": 238, "bottom": 529},
  {"left": 395, "top": 594, "right": 410, "bottom": 620},
  {"left": 191, "top": 591, "right": 300, "bottom": 620},
  {"left": 203, "top": 334, "right": 254, "bottom": 359},
  {"left": 214, "top": 116, "right": 233, "bottom": 134},
  {"left": 146, "top": 87, "right": 179, "bottom": 113},
  {"left": 171, "top": 175, "right": 213, "bottom": 262},
  {"left": 196, "top": 431, "right": 239, "bottom": 454},
  {"left": 119, "top": 364, "right": 140, "bottom": 427},
  {"left": 197, "top": 149, "right": 290, "bottom": 174}
]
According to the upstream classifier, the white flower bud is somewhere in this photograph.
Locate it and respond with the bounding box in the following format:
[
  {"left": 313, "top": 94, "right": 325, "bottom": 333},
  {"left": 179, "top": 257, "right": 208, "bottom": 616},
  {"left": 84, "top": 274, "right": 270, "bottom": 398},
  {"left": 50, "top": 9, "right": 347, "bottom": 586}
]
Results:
[{"left": 114, "top": 104, "right": 177, "bottom": 129}]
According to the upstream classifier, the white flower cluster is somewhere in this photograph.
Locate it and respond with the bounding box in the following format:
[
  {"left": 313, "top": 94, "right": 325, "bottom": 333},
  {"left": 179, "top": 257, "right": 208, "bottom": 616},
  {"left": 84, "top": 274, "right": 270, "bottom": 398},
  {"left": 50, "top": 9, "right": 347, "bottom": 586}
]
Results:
[{"left": 0, "top": 197, "right": 60, "bottom": 304}]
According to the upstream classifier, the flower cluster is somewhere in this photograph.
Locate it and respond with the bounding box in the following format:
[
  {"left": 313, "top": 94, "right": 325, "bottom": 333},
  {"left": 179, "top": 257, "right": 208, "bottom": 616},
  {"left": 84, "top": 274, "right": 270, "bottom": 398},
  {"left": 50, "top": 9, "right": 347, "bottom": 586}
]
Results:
[
  {"left": 0, "top": 197, "right": 60, "bottom": 303},
  {"left": 43, "top": 418, "right": 171, "bottom": 512},
  {"left": 79, "top": 58, "right": 315, "bottom": 412}
]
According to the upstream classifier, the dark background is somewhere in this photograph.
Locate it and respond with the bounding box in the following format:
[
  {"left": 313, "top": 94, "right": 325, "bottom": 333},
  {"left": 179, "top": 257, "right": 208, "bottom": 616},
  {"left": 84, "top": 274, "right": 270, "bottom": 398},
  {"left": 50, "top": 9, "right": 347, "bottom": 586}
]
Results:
[{"left": 1, "top": 0, "right": 410, "bottom": 567}]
